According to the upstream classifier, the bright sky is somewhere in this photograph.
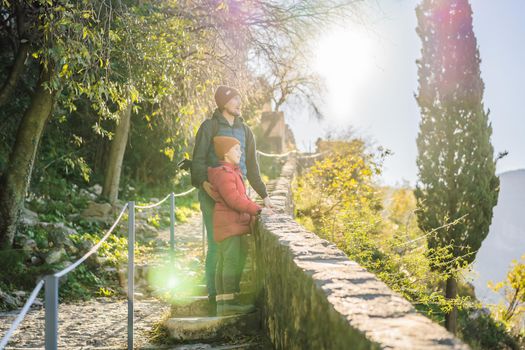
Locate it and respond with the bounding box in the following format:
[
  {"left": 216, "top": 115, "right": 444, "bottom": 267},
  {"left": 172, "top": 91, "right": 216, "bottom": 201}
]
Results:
[{"left": 284, "top": 0, "right": 525, "bottom": 186}]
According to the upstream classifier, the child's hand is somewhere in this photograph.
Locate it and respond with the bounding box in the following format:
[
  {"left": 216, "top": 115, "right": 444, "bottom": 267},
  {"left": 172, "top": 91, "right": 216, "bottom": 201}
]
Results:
[{"left": 261, "top": 207, "right": 274, "bottom": 215}]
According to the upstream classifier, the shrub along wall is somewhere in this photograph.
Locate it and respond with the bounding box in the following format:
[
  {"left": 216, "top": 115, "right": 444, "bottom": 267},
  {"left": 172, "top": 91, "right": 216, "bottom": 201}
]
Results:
[{"left": 254, "top": 156, "right": 469, "bottom": 350}]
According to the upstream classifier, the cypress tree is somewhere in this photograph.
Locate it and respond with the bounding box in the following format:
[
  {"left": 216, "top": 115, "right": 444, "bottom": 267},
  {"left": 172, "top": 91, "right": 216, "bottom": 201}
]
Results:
[{"left": 414, "top": 0, "right": 499, "bottom": 333}]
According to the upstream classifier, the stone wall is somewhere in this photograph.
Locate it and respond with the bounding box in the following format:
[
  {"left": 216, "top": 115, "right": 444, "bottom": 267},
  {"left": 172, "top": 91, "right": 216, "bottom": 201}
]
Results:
[{"left": 254, "top": 155, "right": 469, "bottom": 350}]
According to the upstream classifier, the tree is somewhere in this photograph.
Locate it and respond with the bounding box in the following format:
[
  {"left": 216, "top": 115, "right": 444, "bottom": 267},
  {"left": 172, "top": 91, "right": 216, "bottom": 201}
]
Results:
[
  {"left": 100, "top": 0, "right": 346, "bottom": 203},
  {"left": 414, "top": 0, "right": 499, "bottom": 333},
  {"left": 0, "top": 0, "right": 115, "bottom": 248},
  {"left": 0, "top": 0, "right": 360, "bottom": 246},
  {"left": 0, "top": 2, "right": 31, "bottom": 107}
]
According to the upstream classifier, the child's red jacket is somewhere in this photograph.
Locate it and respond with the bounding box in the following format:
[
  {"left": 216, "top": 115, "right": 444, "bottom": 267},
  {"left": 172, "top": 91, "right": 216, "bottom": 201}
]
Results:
[{"left": 207, "top": 161, "right": 262, "bottom": 242}]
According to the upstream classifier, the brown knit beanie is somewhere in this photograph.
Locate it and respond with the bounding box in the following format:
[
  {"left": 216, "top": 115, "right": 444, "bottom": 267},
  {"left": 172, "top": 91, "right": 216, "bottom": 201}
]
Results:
[
  {"left": 214, "top": 85, "right": 241, "bottom": 110},
  {"left": 213, "top": 136, "right": 240, "bottom": 160}
]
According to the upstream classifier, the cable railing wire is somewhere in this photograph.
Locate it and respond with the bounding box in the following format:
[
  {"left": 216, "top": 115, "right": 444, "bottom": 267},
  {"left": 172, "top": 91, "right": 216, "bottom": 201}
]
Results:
[
  {"left": 55, "top": 203, "right": 129, "bottom": 278},
  {"left": 256, "top": 149, "right": 296, "bottom": 158},
  {"left": 297, "top": 151, "right": 327, "bottom": 159},
  {"left": 173, "top": 187, "right": 196, "bottom": 197},
  {"left": 256, "top": 149, "right": 326, "bottom": 159},
  {"left": 135, "top": 188, "right": 196, "bottom": 209},
  {"left": 135, "top": 193, "right": 171, "bottom": 209}
]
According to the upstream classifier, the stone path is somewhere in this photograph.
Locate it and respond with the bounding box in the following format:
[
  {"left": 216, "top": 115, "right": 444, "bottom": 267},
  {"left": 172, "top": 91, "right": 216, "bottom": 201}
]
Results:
[
  {"left": 0, "top": 298, "right": 168, "bottom": 349},
  {"left": 0, "top": 214, "right": 206, "bottom": 349}
]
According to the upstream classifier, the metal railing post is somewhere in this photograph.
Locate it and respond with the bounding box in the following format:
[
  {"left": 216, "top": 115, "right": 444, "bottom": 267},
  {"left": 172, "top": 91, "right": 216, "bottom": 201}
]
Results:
[
  {"left": 170, "top": 192, "right": 175, "bottom": 256},
  {"left": 127, "top": 201, "right": 135, "bottom": 350},
  {"left": 44, "top": 274, "right": 59, "bottom": 350}
]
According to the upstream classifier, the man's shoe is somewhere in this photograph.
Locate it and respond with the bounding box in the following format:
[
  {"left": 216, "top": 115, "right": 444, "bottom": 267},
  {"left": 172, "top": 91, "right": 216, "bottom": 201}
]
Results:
[
  {"left": 208, "top": 295, "right": 217, "bottom": 317},
  {"left": 216, "top": 293, "right": 255, "bottom": 316}
]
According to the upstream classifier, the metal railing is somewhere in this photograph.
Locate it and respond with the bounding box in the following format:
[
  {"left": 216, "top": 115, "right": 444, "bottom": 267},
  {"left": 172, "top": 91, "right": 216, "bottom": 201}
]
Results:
[{"left": 0, "top": 189, "right": 196, "bottom": 350}]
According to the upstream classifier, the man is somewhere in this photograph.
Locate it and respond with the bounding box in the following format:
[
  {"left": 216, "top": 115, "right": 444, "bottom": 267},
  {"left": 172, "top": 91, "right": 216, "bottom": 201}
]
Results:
[{"left": 191, "top": 85, "right": 272, "bottom": 315}]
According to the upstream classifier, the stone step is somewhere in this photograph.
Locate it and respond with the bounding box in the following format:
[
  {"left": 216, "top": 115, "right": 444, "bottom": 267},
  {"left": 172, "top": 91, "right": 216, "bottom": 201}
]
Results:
[
  {"left": 65, "top": 341, "right": 269, "bottom": 350},
  {"left": 137, "top": 344, "right": 260, "bottom": 349},
  {"left": 164, "top": 310, "right": 261, "bottom": 342},
  {"left": 170, "top": 292, "right": 257, "bottom": 317},
  {"left": 193, "top": 282, "right": 255, "bottom": 296}
]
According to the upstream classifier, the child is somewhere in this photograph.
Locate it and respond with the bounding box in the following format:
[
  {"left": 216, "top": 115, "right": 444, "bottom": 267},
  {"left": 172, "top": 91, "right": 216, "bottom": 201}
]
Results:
[{"left": 207, "top": 136, "right": 272, "bottom": 315}]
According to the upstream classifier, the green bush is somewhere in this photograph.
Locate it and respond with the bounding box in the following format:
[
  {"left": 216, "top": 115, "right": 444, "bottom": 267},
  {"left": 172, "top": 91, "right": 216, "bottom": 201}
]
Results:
[{"left": 458, "top": 308, "right": 520, "bottom": 350}]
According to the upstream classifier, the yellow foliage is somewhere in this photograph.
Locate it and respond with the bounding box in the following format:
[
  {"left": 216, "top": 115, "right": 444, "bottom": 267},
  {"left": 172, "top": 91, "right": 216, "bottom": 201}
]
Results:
[{"left": 489, "top": 255, "right": 525, "bottom": 332}]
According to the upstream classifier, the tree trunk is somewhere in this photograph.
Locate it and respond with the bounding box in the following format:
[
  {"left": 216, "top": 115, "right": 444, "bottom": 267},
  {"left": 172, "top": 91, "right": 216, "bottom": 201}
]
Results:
[
  {"left": 0, "top": 42, "right": 29, "bottom": 108},
  {"left": 0, "top": 66, "right": 55, "bottom": 249},
  {"left": 445, "top": 276, "right": 458, "bottom": 334},
  {"left": 503, "top": 286, "right": 520, "bottom": 322},
  {"left": 102, "top": 102, "right": 132, "bottom": 205}
]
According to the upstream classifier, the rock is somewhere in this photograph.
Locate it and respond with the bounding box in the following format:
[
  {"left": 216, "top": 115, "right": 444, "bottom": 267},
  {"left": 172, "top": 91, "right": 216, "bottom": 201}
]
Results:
[
  {"left": 81, "top": 201, "right": 112, "bottom": 220},
  {"left": 13, "top": 290, "right": 27, "bottom": 298},
  {"left": 45, "top": 247, "right": 66, "bottom": 265},
  {"left": 90, "top": 184, "right": 103, "bottom": 196},
  {"left": 154, "top": 238, "right": 167, "bottom": 247},
  {"left": 20, "top": 207, "right": 39, "bottom": 226},
  {"left": 118, "top": 269, "right": 128, "bottom": 288},
  {"left": 80, "top": 189, "right": 97, "bottom": 200},
  {"left": 80, "top": 239, "right": 94, "bottom": 252},
  {"left": 38, "top": 222, "right": 77, "bottom": 248},
  {"left": 22, "top": 238, "right": 37, "bottom": 253},
  {"left": 134, "top": 292, "right": 145, "bottom": 300},
  {"left": 95, "top": 255, "right": 109, "bottom": 266},
  {"left": 0, "top": 290, "right": 21, "bottom": 308},
  {"left": 136, "top": 280, "right": 148, "bottom": 290},
  {"left": 30, "top": 255, "right": 42, "bottom": 265},
  {"left": 135, "top": 222, "right": 159, "bottom": 239},
  {"left": 36, "top": 222, "right": 78, "bottom": 255},
  {"left": 61, "top": 260, "right": 73, "bottom": 268},
  {"left": 104, "top": 267, "right": 117, "bottom": 274},
  {"left": 32, "top": 297, "right": 43, "bottom": 307},
  {"left": 137, "top": 211, "right": 150, "bottom": 220},
  {"left": 67, "top": 213, "right": 81, "bottom": 221},
  {"left": 65, "top": 242, "right": 78, "bottom": 255},
  {"left": 88, "top": 252, "right": 105, "bottom": 267},
  {"left": 140, "top": 265, "right": 149, "bottom": 278}
]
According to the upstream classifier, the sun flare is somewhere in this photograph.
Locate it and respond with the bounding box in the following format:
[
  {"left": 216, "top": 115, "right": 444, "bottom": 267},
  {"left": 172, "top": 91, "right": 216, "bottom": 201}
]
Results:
[{"left": 312, "top": 27, "right": 377, "bottom": 121}]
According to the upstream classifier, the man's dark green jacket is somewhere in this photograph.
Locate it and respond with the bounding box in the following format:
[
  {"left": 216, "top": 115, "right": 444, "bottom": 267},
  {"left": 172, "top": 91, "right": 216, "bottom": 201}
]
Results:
[{"left": 191, "top": 109, "right": 268, "bottom": 199}]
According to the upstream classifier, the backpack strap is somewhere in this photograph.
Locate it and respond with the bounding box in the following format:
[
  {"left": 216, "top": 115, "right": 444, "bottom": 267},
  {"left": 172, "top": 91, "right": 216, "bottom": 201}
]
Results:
[{"left": 211, "top": 117, "right": 220, "bottom": 138}]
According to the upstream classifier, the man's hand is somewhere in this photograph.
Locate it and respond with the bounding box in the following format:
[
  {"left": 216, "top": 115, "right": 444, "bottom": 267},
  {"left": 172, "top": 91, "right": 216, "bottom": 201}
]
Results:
[
  {"left": 177, "top": 158, "right": 192, "bottom": 171},
  {"left": 263, "top": 196, "right": 273, "bottom": 208},
  {"left": 202, "top": 181, "right": 220, "bottom": 201}
]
